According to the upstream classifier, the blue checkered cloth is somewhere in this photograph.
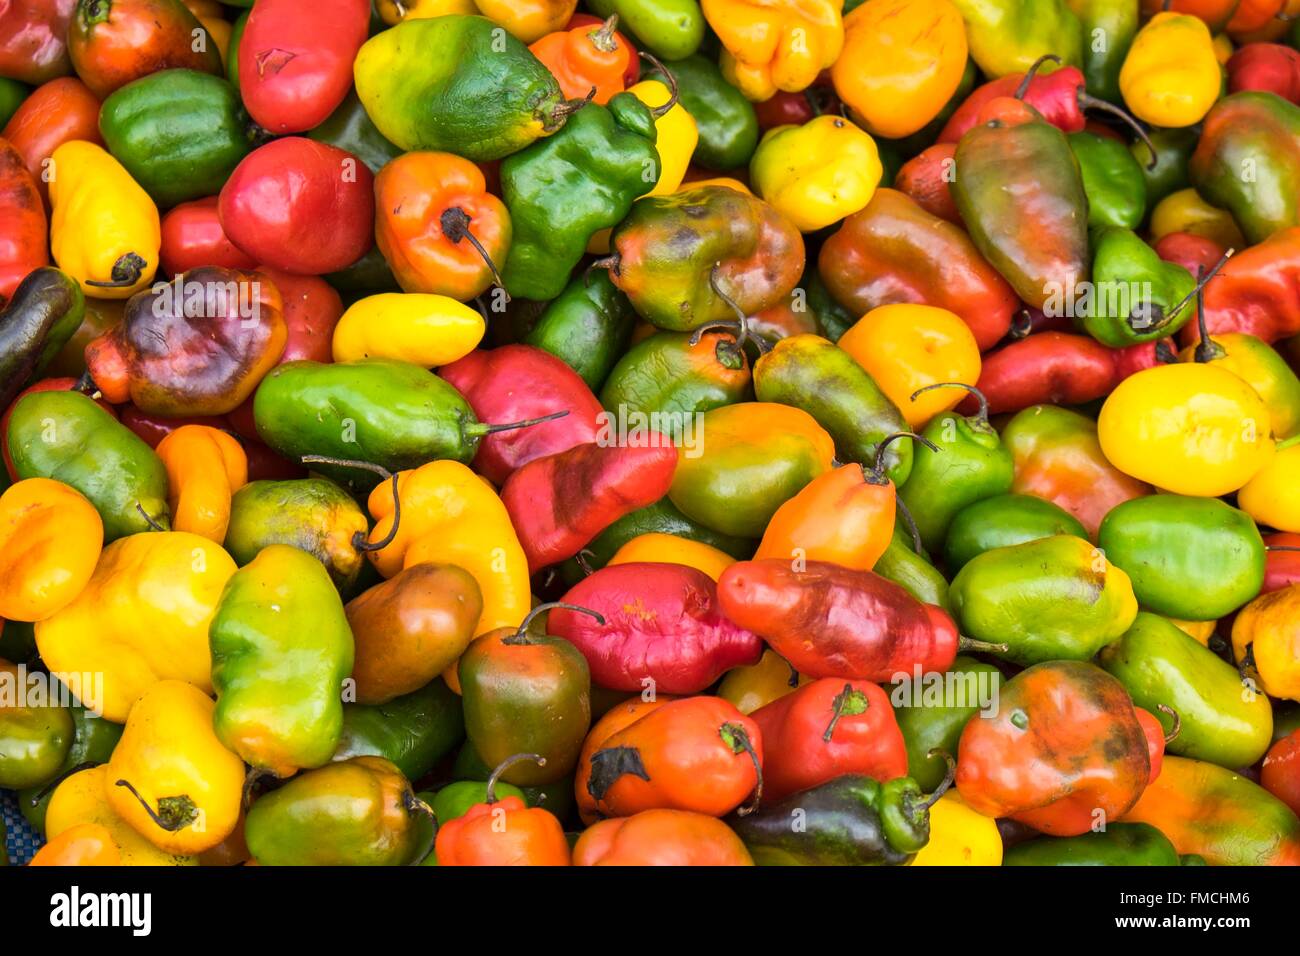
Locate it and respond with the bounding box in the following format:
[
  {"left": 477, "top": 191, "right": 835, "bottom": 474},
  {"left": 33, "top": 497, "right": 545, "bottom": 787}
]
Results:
[{"left": 2, "top": 789, "right": 44, "bottom": 865}]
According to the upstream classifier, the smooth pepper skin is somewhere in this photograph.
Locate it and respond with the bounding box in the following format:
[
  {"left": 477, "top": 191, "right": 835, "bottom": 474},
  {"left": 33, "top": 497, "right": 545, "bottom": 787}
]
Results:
[
  {"left": 1080, "top": 227, "right": 1198, "bottom": 347},
  {"left": 951, "top": 0, "right": 1083, "bottom": 79},
  {"left": 599, "top": 330, "right": 750, "bottom": 420},
  {"left": 0, "top": 268, "right": 84, "bottom": 412},
  {"left": 68, "top": 0, "right": 222, "bottom": 100},
  {"left": 524, "top": 271, "right": 636, "bottom": 391},
  {"left": 246, "top": 756, "right": 427, "bottom": 866},
  {"left": 892, "top": 655, "right": 1001, "bottom": 792},
  {"left": 957, "top": 660, "right": 1151, "bottom": 836},
  {"left": 501, "top": 94, "right": 660, "bottom": 301},
  {"left": 18, "top": 703, "right": 123, "bottom": 836},
  {"left": 209, "top": 544, "right": 355, "bottom": 777},
  {"left": 0, "top": 137, "right": 48, "bottom": 304},
  {"left": 1068, "top": 131, "right": 1147, "bottom": 231},
  {"left": 1101, "top": 612, "right": 1273, "bottom": 769},
  {"left": 353, "top": 14, "right": 569, "bottom": 160},
  {"left": 873, "top": 519, "right": 951, "bottom": 613},
  {"left": 332, "top": 678, "right": 465, "bottom": 781},
  {"left": 1232, "top": 586, "right": 1300, "bottom": 703},
  {"left": 644, "top": 53, "right": 758, "bottom": 170},
  {"left": 0, "top": 0, "right": 75, "bottom": 85},
  {"left": 7, "top": 389, "right": 169, "bottom": 540},
  {"left": 1003, "top": 822, "right": 1180, "bottom": 866},
  {"left": 574, "top": 809, "right": 754, "bottom": 865},
  {"left": 98, "top": 68, "right": 253, "bottom": 209},
  {"left": 0, "top": 659, "right": 73, "bottom": 789},
  {"left": 585, "top": 0, "right": 705, "bottom": 60},
  {"left": 950, "top": 535, "right": 1138, "bottom": 666},
  {"left": 943, "top": 492, "right": 1088, "bottom": 573}
]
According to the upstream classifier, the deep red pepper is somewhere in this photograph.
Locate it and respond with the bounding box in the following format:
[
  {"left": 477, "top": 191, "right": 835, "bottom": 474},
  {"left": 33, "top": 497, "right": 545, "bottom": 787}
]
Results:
[
  {"left": 1, "top": 76, "right": 101, "bottom": 205},
  {"left": 716, "top": 559, "right": 961, "bottom": 682},
  {"left": 751, "top": 678, "right": 908, "bottom": 803},
  {"left": 1113, "top": 338, "right": 1177, "bottom": 381},
  {"left": 960, "top": 332, "right": 1118, "bottom": 416},
  {"left": 1264, "top": 532, "right": 1300, "bottom": 593},
  {"left": 753, "top": 76, "right": 839, "bottom": 131},
  {"left": 1198, "top": 226, "right": 1300, "bottom": 343},
  {"left": 439, "top": 344, "right": 605, "bottom": 485},
  {"left": 1228, "top": 43, "right": 1300, "bottom": 104},
  {"left": 159, "top": 196, "right": 259, "bottom": 276},
  {"left": 218, "top": 138, "right": 375, "bottom": 276},
  {"left": 118, "top": 405, "right": 222, "bottom": 448},
  {"left": 1153, "top": 231, "right": 1229, "bottom": 280},
  {"left": 237, "top": 0, "right": 371, "bottom": 134},
  {"left": 0, "top": 0, "right": 75, "bottom": 85},
  {"left": 2, "top": 377, "right": 117, "bottom": 480},
  {"left": 893, "top": 143, "right": 960, "bottom": 224},
  {"left": 551, "top": 562, "right": 763, "bottom": 694},
  {"left": 0, "top": 136, "right": 47, "bottom": 303},
  {"left": 501, "top": 439, "right": 678, "bottom": 573}
]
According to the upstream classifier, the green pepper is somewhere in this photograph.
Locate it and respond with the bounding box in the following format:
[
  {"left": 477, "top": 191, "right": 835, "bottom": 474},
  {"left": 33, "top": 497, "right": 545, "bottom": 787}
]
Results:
[
  {"left": 943, "top": 492, "right": 1088, "bottom": 572},
  {"left": 18, "top": 704, "right": 123, "bottom": 836},
  {"left": 307, "top": 89, "right": 402, "bottom": 175},
  {"left": 1189, "top": 91, "right": 1300, "bottom": 246},
  {"left": 98, "top": 69, "right": 254, "bottom": 209},
  {"left": 226, "top": 9, "right": 248, "bottom": 91},
  {"left": 729, "top": 772, "right": 944, "bottom": 866},
  {"left": 1078, "top": 226, "right": 1198, "bottom": 346},
  {"left": 802, "top": 267, "right": 856, "bottom": 343},
  {"left": 244, "top": 756, "right": 429, "bottom": 866},
  {"left": 1068, "top": 131, "right": 1146, "bottom": 230},
  {"left": 892, "top": 655, "right": 999, "bottom": 791},
  {"left": 7, "top": 389, "right": 170, "bottom": 541},
  {"left": 522, "top": 270, "right": 635, "bottom": 393},
  {"left": 951, "top": 0, "right": 1084, "bottom": 78},
  {"left": 501, "top": 94, "right": 660, "bottom": 301},
  {"left": 0, "top": 268, "right": 85, "bottom": 412},
  {"left": 586, "top": 0, "right": 705, "bottom": 60},
  {"left": 752, "top": 334, "right": 912, "bottom": 484},
  {"left": 1100, "top": 612, "right": 1273, "bottom": 769},
  {"left": 210, "top": 544, "right": 355, "bottom": 777},
  {"left": 352, "top": 15, "right": 574, "bottom": 161},
  {"left": 599, "top": 329, "right": 751, "bottom": 420},
  {"left": 1068, "top": 0, "right": 1137, "bottom": 104},
  {"left": 872, "top": 519, "right": 952, "bottom": 614},
  {"left": 449, "top": 739, "right": 575, "bottom": 820},
  {"left": 332, "top": 678, "right": 465, "bottom": 782},
  {"left": 0, "top": 77, "right": 27, "bottom": 130},
  {"left": 644, "top": 53, "right": 758, "bottom": 170},
  {"left": 224, "top": 478, "right": 370, "bottom": 592},
  {"left": 1097, "top": 494, "right": 1266, "bottom": 621},
  {"left": 432, "top": 779, "right": 527, "bottom": 825},
  {"left": 1131, "top": 127, "right": 1197, "bottom": 209},
  {"left": 950, "top": 534, "right": 1138, "bottom": 665},
  {"left": 898, "top": 384, "right": 1013, "bottom": 553},
  {"left": 1004, "top": 822, "right": 1179, "bottom": 866},
  {"left": 0, "top": 673, "right": 73, "bottom": 789}
]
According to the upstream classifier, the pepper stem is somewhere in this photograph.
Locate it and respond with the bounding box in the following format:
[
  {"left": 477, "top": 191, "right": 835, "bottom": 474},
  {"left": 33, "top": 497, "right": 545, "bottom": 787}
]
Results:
[
  {"left": 28, "top": 761, "right": 101, "bottom": 806},
  {"left": 822, "top": 683, "right": 869, "bottom": 742},
  {"left": 588, "top": 14, "right": 620, "bottom": 53},
  {"left": 868, "top": 431, "right": 935, "bottom": 486},
  {"left": 504, "top": 601, "right": 605, "bottom": 646},
  {"left": 1078, "top": 93, "right": 1158, "bottom": 170},
  {"left": 300, "top": 456, "right": 401, "bottom": 553},
  {"left": 403, "top": 789, "right": 438, "bottom": 866},
  {"left": 85, "top": 252, "right": 146, "bottom": 289},
  {"left": 894, "top": 496, "right": 924, "bottom": 556},
  {"left": 1157, "top": 703, "right": 1181, "bottom": 745},
  {"left": 546, "top": 86, "right": 598, "bottom": 130},
  {"left": 958, "top": 636, "right": 1009, "bottom": 654},
  {"left": 474, "top": 408, "right": 571, "bottom": 436},
  {"left": 440, "top": 206, "right": 508, "bottom": 301},
  {"left": 1184, "top": 251, "right": 1235, "bottom": 362},
  {"left": 1014, "top": 54, "right": 1062, "bottom": 100},
  {"left": 114, "top": 779, "right": 198, "bottom": 832},
  {"left": 242, "top": 766, "right": 273, "bottom": 810},
  {"left": 587, "top": 255, "right": 620, "bottom": 279},
  {"left": 719, "top": 723, "right": 763, "bottom": 817},
  {"left": 135, "top": 502, "right": 166, "bottom": 532},
  {"left": 693, "top": 264, "right": 771, "bottom": 356},
  {"left": 919, "top": 749, "right": 957, "bottom": 811},
  {"left": 910, "top": 382, "right": 991, "bottom": 426},
  {"left": 486, "top": 753, "right": 546, "bottom": 804},
  {"left": 639, "top": 52, "right": 679, "bottom": 118}
]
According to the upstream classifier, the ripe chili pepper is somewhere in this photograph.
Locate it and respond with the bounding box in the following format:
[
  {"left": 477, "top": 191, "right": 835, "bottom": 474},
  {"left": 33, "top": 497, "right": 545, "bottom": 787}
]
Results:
[
  {"left": 1200, "top": 226, "right": 1300, "bottom": 342},
  {"left": 1181, "top": 327, "right": 1300, "bottom": 439},
  {"left": 1120, "top": 11, "right": 1221, "bottom": 127},
  {"left": 46, "top": 765, "right": 196, "bottom": 865},
  {"left": 702, "top": 0, "right": 841, "bottom": 102},
  {"left": 219, "top": 138, "right": 374, "bottom": 275},
  {"left": 331, "top": 293, "right": 484, "bottom": 369},
  {"left": 1, "top": 76, "right": 102, "bottom": 205},
  {"left": 1069, "top": 130, "right": 1148, "bottom": 230},
  {"left": 643, "top": 52, "right": 757, "bottom": 171},
  {"left": 957, "top": 660, "right": 1151, "bottom": 836},
  {"left": 0, "top": 0, "right": 76, "bottom": 85},
  {"left": 972, "top": 332, "right": 1118, "bottom": 415},
  {"left": 0, "top": 137, "right": 46, "bottom": 302},
  {"left": 1263, "top": 532, "right": 1300, "bottom": 592},
  {"left": 1262, "top": 730, "right": 1300, "bottom": 816},
  {"left": 608, "top": 532, "right": 734, "bottom": 581},
  {"left": 893, "top": 143, "right": 959, "bottom": 224},
  {"left": 0, "top": 268, "right": 83, "bottom": 411},
  {"left": 1233, "top": 586, "right": 1300, "bottom": 702},
  {"left": 1241, "top": 437, "right": 1300, "bottom": 531},
  {"left": 28, "top": 823, "right": 121, "bottom": 866},
  {"left": 435, "top": 753, "right": 571, "bottom": 865},
  {"left": 158, "top": 196, "right": 257, "bottom": 275},
  {"left": 750, "top": 115, "right": 881, "bottom": 233},
  {"left": 1081, "top": 227, "right": 1201, "bottom": 347},
  {"left": 530, "top": 15, "right": 630, "bottom": 104},
  {"left": 574, "top": 808, "right": 753, "bottom": 865},
  {"left": 600, "top": 328, "right": 749, "bottom": 419},
  {"left": 944, "top": 492, "right": 1088, "bottom": 572},
  {"left": 0, "top": 478, "right": 101, "bottom": 624},
  {"left": 1228, "top": 42, "right": 1300, "bottom": 102},
  {"left": 818, "top": 189, "right": 1018, "bottom": 352},
  {"left": 68, "top": 0, "right": 222, "bottom": 99},
  {"left": 374, "top": 151, "right": 511, "bottom": 302},
  {"left": 585, "top": 0, "right": 703, "bottom": 61}
]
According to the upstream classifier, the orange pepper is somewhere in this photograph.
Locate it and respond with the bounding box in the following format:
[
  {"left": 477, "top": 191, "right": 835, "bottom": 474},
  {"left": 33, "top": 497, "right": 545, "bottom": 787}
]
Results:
[
  {"left": 529, "top": 15, "right": 631, "bottom": 104},
  {"left": 435, "top": 753, "right": 572, "bottom": 865},
  {"left": 575, "top": 695, "right": 674, "bottom": 824},
  {"left": 374, "top": 151, "right": 512, "bottom": 302},
  {"left": 573, "top": 809, "right": 754, "bottom": 864},
  {"left": 0, "top": 478, "right": 103, "bottom": 622},
  {"left": 155, "top": 425, "right": 248, "bottom": 544},
  {"left": 28, "top": 823, "right": 121, "bottom": 866}
]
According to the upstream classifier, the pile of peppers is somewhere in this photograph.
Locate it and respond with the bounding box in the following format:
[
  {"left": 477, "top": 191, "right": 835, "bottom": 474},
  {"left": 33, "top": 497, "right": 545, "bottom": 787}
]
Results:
[{"left": 2, "top": 0, "right": 1300, "bottom": 870}]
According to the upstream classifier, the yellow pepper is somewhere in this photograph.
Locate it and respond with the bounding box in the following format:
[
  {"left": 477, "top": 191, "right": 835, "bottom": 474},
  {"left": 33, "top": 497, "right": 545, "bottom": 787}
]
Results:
[
  {"left": 34, "top": 532, "right": 237, "bottom": 722},
  {"left": 0, "top": 479, "right": 102, "bottom": 623},
  {"left": 608, "top": 532, "right": 735, "bottom": 581},
  {"left": 47, "top": 766, "right": 198, "bottom": 866},
  {"left": 678, "top": 176, "right": 752, "bottom": 195},
  {"left": 703, "top": 0, "right": 844, "bottom": 102},
  {"left": 1149, "top": 188, "right": 1246, "bottom": 250},
  {"left": 49, "top": 141, "right": 160, "bottom": 299},
  {"left": 1232, "top": 586, "right": 1300, "bottom": 702},
  {"left": 473, "top": 0, "right": 577, "bottom": 43},
  {"left": 332, "top": 293, "right": 486, "bottom": 367},
  {"left": 1119, "top": 12, "right": 1221, "bottom": 128},
  {"left": 1168, "top": 616, "right": 1218, "bottom": 646},
  {"left": 1098, "top": 363, "right": 1275, "bottom": 497},
  {"left": 1177, "top": 333, "right": 1300, "bottom": 440},
  {"left": 837, "top": 303, "right": 981, "bottom": 428},
  {"left": 378, "top": 0, "right": 478, "bottom": 25},
  {"left": 717, "top": 648, "right": 810, "bottom": 715},
  {"left": 156, "top": 426, "right": 248, "bottom": 545},
  {"left": 106, "top": 680, "right": 245, "bottom": 855},
  {"left": 1239, "top": 438, "right": 1300, "bottom": 532},
  {"left": 1212, "top": 33, "right": 1234, "bottom": 66},
  {"left": 830, "top": 0, "right": 968, "bottom": 139},
  {"left": 908, "top": 791, "right": 1003, "bottom": 866},
  {"left": 749, "top": 115, "right": 882, "bottom": 232}
]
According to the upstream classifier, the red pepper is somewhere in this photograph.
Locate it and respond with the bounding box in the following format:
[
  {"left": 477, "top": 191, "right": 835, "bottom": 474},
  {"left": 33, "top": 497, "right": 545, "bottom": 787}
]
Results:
[
  {"left": 716, "top": 559, "right": 962, "bottom": 682},
  {"left": 3, "top": 377, "right": 117, "bottom": 480},
  {"left": 893, "top": 143, "right": 960, "bottom": 225},
  {"left": 1262, "top": 729, "right": 1300, "bottom": 816},
  {"left": 439, "top": 344, "right": 605, "bottom": 485},
  {"left": 1138, "top": 0, "right": 1241, "bottom": 34},
  {"left": 751, "top": 678, "right": 907, "bottom": 802},
  {"left": 0, "top": 137, "right": 47, "bottom": 303},
  {"left": 1200, "top": 226, "right": 1300, "bottom": 342},
  {"left": 960, "top": 332, "right": 1118, "bottom": 416},
  {"left": 237, "top": 0, "right": 371, "bottom": 134},
  {"left": 753, "top": 77, "right": 839, "bottom": 132},
  {"left": 1153, "top": 231, "right": 1228, "bottom": 279},
  {"left": 1113, "top": 338, "right": 1177, "bottom": 381},
  {"left": 159, "top": 196, "right": 259, "bottom": 276},
  {"left": 1264, "top": 532, "right": 1300, "bottom": 593},
  {"left": 1134, "top": 706, "right": 1170, "bottom": 785},
  {"left": 1228, "top": 43, "right": 1300, "bottom": 104},
  {"left": 118, "top": 405, "right": 222, "bottom": 448},
  {"left": 1227, "top": 0, "right": 1290, "bottom": 37},
  {"left": 1, "top": 76, "right": 102, "bottom": 205},
  {"left": 218, "top": 138, "right": 375, "bottom": 276},
  {"left": 500, "top": 439, "right": 678, "bottom": 573},
  {"left": 551, "top": 562, "right": 762, "bottom": 694},
  {"left": 0, "top": 0, "right": 75, "bottom": 85}
]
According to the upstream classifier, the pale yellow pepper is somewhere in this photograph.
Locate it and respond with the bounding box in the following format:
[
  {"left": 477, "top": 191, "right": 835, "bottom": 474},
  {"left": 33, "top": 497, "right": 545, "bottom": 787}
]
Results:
[
  {"left": 377, "top": 0, "right": 477, "bottom": 26},
  {"left": 156, "top": 425, "right": 248, "bottom": 544},
  {"left": 1239, "top": 438, "right": 1300, "bottom": 533},
  {"left": 909, "top": 791, "right": 1003, "bottom": 866},
  {"left": 749, "top": 115, "right": 882, "bottom": 232},
  {"left": 332, "top": 293, "right": 486, "bottom": 367},
  {"left": 49, "top": 141, "right": 160, "bottom": 299},
  {"left": 1120, "top": 12, "right": 1221, "bottom": 127},
  {"left": 608, "top": 532, "right": 735, "bottom": 581},
  {"left": 46, "top": 766, "right": 198, "bottom": 866},
  {"left": 704, "top": 0, "right": 844, "bottom": 102},
  {"left": 1149, "top": 188, "right": 1246, "bottom": 250}
]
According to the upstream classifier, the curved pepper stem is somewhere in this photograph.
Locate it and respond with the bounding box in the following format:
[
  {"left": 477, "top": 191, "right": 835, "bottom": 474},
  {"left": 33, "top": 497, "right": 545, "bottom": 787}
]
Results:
[
  {"left": 822, "top": 683, "right": 870, "bottom": 742},
  {"left": 867, "top": 431, "right": 937, "bottom": 486},
  {"left": 504, "top": 601, "right": 605, "bottom": 646},
  {"left": 910, "top": 382, "right": 991, "bottom": 426},
  {"left": 958, "top": 635, "right": 1010, "bottom": 655},
  {"left": 114, "top": 779, "right": 198, "bottom": 832},
  {"left": 689, "top": 264, "right": 771, "bottom": 358},
  {"left": 1078, "top": 94, "right": 1159, "bottom": 171},
  {"left": 1013, "top": 53, "right": 1062, "bottom": 100},
  {"left": 28, "top": 760, "right": 101, "bottom": 806},
  {"left": 639, "top": 51, "right": 680, "bottom": 119},
  {"left": 300, "top": 455, "right": 401, "bottom": 553},
  {"left": 546, "top": 86, "right": 598, "bottom": 131},
  {"left": 241, "top": 765, "right": 273, "bottom": 810},
  {"left": 475, "top": 408, "right": 571, "bottom": 436},
  {"left": 486, "top": 753, "right": 547, "bottom": 804},
  {"left": 719, "top": 722, "right": 763, "bottom": 817},
  {"left": 588, "top": 14, "right": 620, "bottom": 53},
  {"left": 1157, "top": 703, "right": 1182, "bottom": 745},
  {"left": 894, "top": 496, "right": 925, "bottom": 556},
  {"left": 918, "top": 748, "right": 957, "bottom": 811},
  {"left": 402, "top": 788, "right": 438, "bottom": 866},
  {"left": 440, "top": 206, "right": 509, "bottom": 302},
  {"left": 135, "top": 501, "right": 166, "bottom": 532},
  {"left": 1187, "top": 250, "right": 1236, "bottom": 363},
  {"left": 85, "top": 252, "right": 146, "bottom": 289}
]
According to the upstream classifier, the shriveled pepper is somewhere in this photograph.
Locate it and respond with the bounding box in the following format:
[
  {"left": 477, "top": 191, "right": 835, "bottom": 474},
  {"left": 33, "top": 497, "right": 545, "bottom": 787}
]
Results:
[
  {"left": 749, "top": 115, "right": 881, "bottom": 232},
  {"left": 702, "top": 0, "right": 842, "bottom": 102}
]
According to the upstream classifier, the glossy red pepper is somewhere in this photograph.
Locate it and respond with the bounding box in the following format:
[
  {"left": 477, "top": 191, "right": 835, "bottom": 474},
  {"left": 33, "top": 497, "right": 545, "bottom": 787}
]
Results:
[
  {"left": 1199, "top": 226, "right": 1300, "bottom": 343},
  {"left": 552, "top": 562, "right": 763, "bottom": 695},
  {"left": 236, "top": 0, "right": 370, "bottom": 134},
  {"left": 1153, "top": 231, "right": 1229, "bottom": 279},
  {"left": 500, "top": 439, "right": 678, "bottom": 573},
  {"left": 717, "top": 559, "right": 962, "bottom": 682},
  {"left": 753, "top": 79, "right": 839, "bottom": 132},
  {"left": 67, "top": 0, "right": 222, "bottom": 99},
  {"left": 118, "top": 405, "right": 222, "bottom": 448},
  {"left": 0, "top": 137, "right": 47, "bottom": 302},
  {"left": 1262, "top": 729, "right": 1300, "bottom": 816},
  {"left": 1135, "top": 706, "right": 1169, "bottom": 784},
  {"left": 0, "top": 0, "right": 76, "bottom": 84},
  {"left": 439, "top": 344, "right": 604, "bottom": 485},
  {"left": 1263, "top": 532, "right": 1300, "bottom": 593},
  {"left": 1, "top": 76, "right": 101, "bottom": 204},
  {"left": 751, "top": 678, "right": 908, "bottom": 802},
  {"left": 218, "top": 138, "right": 375, "bottom": 276},
  {"left": 1113, "top": 338, "right": 1178, "bottom": 381},
  {"left": 893, "top": 143, "right": 959, "bottom": 224},
  {"left": 1228, "top": 43, "right": 1300, "bottom": 104},
  {"left": 961, "top": 332, "right": 1118, "bottom": 416},
  {"left": 159, "top": 196, "right": 259, "bottom": 276}
]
